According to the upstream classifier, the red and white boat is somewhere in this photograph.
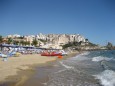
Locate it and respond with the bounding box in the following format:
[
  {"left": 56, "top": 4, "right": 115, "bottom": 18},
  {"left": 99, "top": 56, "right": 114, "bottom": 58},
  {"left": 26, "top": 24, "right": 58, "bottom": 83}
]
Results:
[{"left": 41, "top": 52, "right": 62, "bottom": 56}]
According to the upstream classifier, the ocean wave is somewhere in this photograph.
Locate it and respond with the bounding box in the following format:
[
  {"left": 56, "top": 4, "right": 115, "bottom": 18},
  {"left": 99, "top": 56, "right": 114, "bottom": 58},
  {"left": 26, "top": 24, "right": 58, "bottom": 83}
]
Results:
[
  {"left": 101, "top": 60, "right": 110, "bottom": 70},
  {"left": 59, "top": 61, "right": 74, "bottom": 70},
  {"left": 94, "top": 70, "right": 115, "bottom": 86},
  {"left": 92, "top": 56, "right": 113, "bottom": 62}
]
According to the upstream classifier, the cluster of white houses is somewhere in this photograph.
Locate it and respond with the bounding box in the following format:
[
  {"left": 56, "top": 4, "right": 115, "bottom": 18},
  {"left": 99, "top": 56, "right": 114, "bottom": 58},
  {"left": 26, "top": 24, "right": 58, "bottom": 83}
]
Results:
[{"left": 6, "top": 33, "right": 87, "bottom": 49}]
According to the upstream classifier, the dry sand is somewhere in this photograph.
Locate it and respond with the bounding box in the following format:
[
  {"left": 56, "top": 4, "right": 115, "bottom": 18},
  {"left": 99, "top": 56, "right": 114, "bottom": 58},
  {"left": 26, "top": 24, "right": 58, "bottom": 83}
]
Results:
[{"left": 0, "top": 54, "right": 57, "bottom": 82}]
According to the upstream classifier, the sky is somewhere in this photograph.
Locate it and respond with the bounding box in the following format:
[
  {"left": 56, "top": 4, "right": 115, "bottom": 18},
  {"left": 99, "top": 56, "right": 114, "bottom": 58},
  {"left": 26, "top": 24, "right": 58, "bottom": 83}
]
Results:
[{"left": 0, "top": 0, "right": 115, "bottom": 45}]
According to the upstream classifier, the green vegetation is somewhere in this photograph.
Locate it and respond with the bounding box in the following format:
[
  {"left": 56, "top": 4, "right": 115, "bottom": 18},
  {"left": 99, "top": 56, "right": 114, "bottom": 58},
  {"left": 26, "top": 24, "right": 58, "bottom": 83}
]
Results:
[
  {"left": 62, "top": 42, "right": 74, "bottom": 49},
  {"left": 20, "top": 41, "right": 30, "bottom": 46},
  {"left": 62, "top": 41, "right": 97, "bottom": 49},
  {"left": 38, "top": 39, "right": 47, "bottom": 43},
  {"left": 62, "top": 41, "right": 83, "bottom": 49},
  {"left": 13, "top": 41, "right": 19, "bottom": 45},
  {"left": 0, "top": 35, "right": 3, "bottom": 43},
  {"left": 32, "top": 39, "right": 38, "bottom": 47},
  {"left": 18, "top": 36, "right": 24, "bottom": 39},
  {"left": 87, "top": 42, "right": 97, "bottom": 46},
  {"left": 7, "top": 38, "right": 13, "bottom": 44}
]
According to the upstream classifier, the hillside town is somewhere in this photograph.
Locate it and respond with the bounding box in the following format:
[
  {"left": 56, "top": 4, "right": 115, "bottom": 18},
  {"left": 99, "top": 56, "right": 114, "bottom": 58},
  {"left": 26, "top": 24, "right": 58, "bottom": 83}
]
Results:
[{"left": 0, "top": 33, "right": 101, "bottom": 50}]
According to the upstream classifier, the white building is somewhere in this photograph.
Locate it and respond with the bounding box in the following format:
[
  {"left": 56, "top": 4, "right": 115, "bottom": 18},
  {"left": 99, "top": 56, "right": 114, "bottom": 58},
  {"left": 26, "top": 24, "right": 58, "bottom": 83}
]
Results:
[{"left": 7, "top": 34, "right": 21, "bottom": 38}]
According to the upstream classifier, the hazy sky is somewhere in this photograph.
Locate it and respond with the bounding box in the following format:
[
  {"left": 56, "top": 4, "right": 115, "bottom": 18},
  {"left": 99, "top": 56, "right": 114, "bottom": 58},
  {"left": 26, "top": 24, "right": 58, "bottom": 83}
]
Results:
[{"left": 0, "top": 0, "right": 115, "bottom": 45}]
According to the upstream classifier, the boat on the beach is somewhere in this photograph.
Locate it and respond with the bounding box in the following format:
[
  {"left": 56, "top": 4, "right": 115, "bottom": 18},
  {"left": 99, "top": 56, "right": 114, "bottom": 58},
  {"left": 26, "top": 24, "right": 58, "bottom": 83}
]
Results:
[{"left": 41, "top": 52, "right": 62, "bottom": 56}]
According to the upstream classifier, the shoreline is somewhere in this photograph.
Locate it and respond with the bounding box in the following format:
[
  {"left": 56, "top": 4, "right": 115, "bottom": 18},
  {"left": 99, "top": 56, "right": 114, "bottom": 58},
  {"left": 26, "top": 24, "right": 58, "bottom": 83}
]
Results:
[{"left": 0, "top": 51, "right": 82, "bottom": 86}]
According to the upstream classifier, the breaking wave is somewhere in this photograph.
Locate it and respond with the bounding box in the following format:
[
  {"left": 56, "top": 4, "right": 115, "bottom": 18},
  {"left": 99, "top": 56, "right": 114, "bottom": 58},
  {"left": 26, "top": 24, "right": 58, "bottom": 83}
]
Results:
[
  {"left": 94, "top": 70, "right": 115, "bottom": 86},
  {"left": 100, "top": 60, "right": 110, "bottom": 70},
  {"left": 59, "top": 61, "right": 74, "bottom": 69},
  {"left": 92, "top": 56, "right": 113, "bottom": 62}
]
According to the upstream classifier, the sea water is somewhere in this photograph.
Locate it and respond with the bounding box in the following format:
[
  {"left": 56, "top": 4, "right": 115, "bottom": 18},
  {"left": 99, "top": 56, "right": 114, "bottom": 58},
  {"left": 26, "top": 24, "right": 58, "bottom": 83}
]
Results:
[
  {"left": 45, "top": 50, "right": 115, "bottom": 86},
  {"left": 20, "top": 50, "right": 115, "bottom": 86}
]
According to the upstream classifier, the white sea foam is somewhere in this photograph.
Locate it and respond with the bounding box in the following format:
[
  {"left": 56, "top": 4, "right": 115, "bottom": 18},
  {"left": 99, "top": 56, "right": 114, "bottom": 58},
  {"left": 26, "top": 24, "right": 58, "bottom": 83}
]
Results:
[
  {"left": 55, "top": 69, "right": 66, "bottom": 73},
  {"left": 92, "top": 56, "right": 113, "bottom": 62},
  {"left": 71, "top": 52, "right": 90, "bottom": 61},
  {"left": 59, "top": 61, "right": 74, "bottom": 69},
  {"left": 94, "top": 70, "right": 115, "bottom": 86}
]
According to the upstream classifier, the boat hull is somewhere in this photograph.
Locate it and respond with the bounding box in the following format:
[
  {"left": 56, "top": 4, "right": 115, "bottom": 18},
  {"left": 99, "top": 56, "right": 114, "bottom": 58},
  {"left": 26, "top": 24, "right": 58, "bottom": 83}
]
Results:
[{"left": 41, "top": 53, "right": 62, "bottom": 56}]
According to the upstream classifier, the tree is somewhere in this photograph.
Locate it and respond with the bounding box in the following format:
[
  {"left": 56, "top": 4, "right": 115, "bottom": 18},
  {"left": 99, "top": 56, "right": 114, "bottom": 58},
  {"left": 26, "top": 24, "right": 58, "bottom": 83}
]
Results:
[
  {"left": 18, "top": 36, "right": 24, "bottom": 39},
  {"left": 79, "top": 41, "right": 83, "bottom": 45},
  {"left": 38, "top": 39, "right": 47, "bottom": 43},
  {"left": 85, "top": 39, "right": 89, "bottom": 42},
  {"left": 7, "top": 38, "right": 13, "bottom": 44},
  {"left": 13, "top": 41, "right": 19, "bottom": 45},
  {"left": 62, "top": 42, "right": 74, "bottom": 49},
  {"left": 24, "top": 41, "right": 30, "bottom": 46},
  {"left": 32, "top": 39, "right": 38, "bottom": 47},
  {"left": 20, "top": 40, "right": 25, "bottom": 46},
  {"left": 0, "top": 35, "right": 3, "bottom": 44}
]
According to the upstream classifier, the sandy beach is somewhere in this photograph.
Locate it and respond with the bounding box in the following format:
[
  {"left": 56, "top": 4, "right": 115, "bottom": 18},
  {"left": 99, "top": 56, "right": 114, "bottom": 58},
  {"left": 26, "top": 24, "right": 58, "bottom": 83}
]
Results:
[
  {"left": 0, "top": 51, "right": 80, "bottom": 86},
  {"left": 0, "top": 54, "right": 57, "bottom": 83}
]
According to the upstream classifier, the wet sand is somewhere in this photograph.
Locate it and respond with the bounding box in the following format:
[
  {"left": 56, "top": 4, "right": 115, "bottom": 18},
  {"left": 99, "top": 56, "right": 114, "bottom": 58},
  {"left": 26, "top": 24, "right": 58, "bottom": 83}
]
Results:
[{"left": 0, "top": 51, "right": 80, "bottom": 86}]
